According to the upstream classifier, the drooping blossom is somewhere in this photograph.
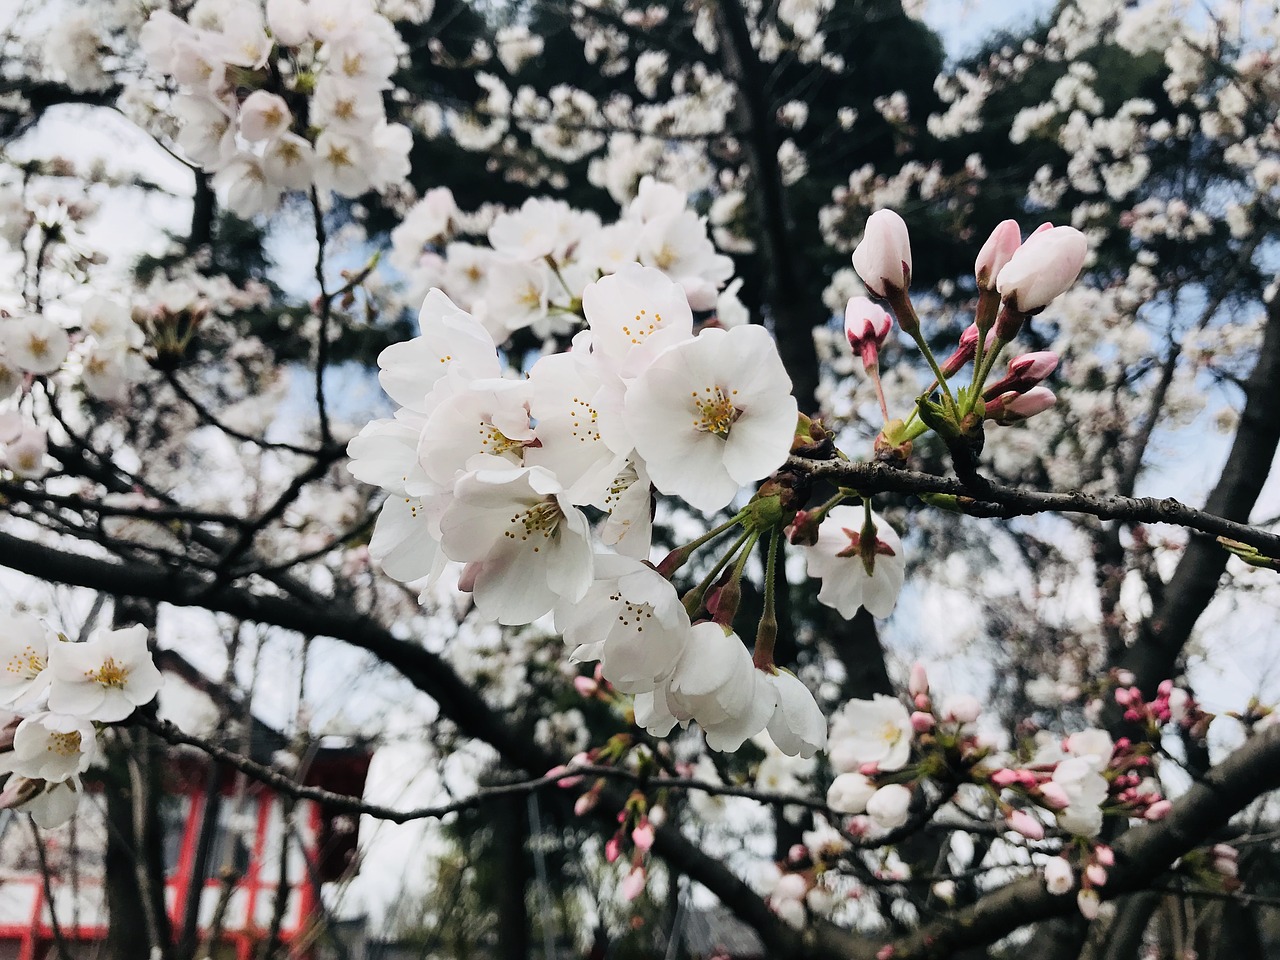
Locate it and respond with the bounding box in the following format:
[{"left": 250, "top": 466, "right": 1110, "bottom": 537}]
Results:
[{"left": 804, "top": 506, "right": 905, "bottom": 619}]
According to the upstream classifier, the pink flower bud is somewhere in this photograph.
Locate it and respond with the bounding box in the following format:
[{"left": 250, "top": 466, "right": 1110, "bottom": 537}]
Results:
[
  {"left": 1038, "top": 782, "right": 1070, "bottom": 810},
  {"left": 913, "top": 693, "right": 930, "bottom": 710},
  {"left": 788, "top": 843, "right": 808, "bottom": 863},
  {"left": 859, "top": 762, "right": 880, "bottom": 776},
  {"left": 1094, "top": 845, "right": 1115, "bottom": 867},
  {"left": 1116, "top": 670, "right": 1136, "bottom": 686},
  {"left": 1213, "top": 857, "right": 1239, "bottom": 878},
  {"left": 990, "top": 768, "right": 1021, "bottom": 787},
  {"left": 574, "top": 675, "right": 598, "bottom": 697},
  {"left": 1211, "top": 843, "right": 1238, "bottom": 862},
  {"left": 911, "top": 711, "right": 935, "bottom": 732},
  {"left": 632, "top": 819, "right": 655, "bottom": 851},
  {"left": 939, "top": 324, "right": 997, "bottom": 377},
  {"left": 1115, "top": 688, "right": 1132, "bottom": 706},
  {"left": 1144, "top": 799, "right": 1173, "bottom": 821},
  {"left": 575, "top": 791, "right": 599, "bottom": 815},
  {"left": 908, "top": 662, "right": 929, "bottom": 697},
  {"left": 845, "top": 297, "right": 893, "bottom": 368},
  {"left": 877, "top": 946, "right": 896, "bottom": 960},
  {"left": 1008, "top": 809, "right": 1045, "bottom": 840},
  {"left": 621, "top": 865, "right": 646, "bottom": 901},
  {"left": 988, "top": 386, "right": 1057, "bottom": 424},
  {"left": 995, "top": 226, "right": 1089, "bottom": 315},
  {"left": 975, "top": 219, "right": 1023, "bottom": 290},
  {"left": 1085, "top": 864, "right": 1108, "bottom": 886},
  {"left": 852, "top": 210, "right": 912, "bottom": 299},
  {"left": 983, "top": 351, "right": 1060, "bottom": 399},
  {"left": 605, "top": 836, "right": 622, "bottom": 862}
]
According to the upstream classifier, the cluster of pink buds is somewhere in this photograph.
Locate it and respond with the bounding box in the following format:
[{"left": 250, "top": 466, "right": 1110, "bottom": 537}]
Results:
[
  {"left": 1115, "top": 679, "right": 1207, "bottom": 735},
  {"left": 606, "top": 791, "right": 660, "bottom": 901},
  {"left": 1074, "top": 844, "right": 1115, "bottom": 918},
  {"left": 983, "top": 351, "right": 1059, "bottom": 424},
  {"left": 847, "top": 211, "right": 1084, "bottom": 462}
]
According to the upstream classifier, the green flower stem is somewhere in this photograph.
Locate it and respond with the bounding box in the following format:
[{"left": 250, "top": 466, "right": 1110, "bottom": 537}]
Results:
[
  {"left": 753, "top": 529, "right": 781, "bottom": 670},
  {"left": 682, "top": 527, "right": 753, "bottom": 619},
  {"left": 909, "top": 327, "right": 960, "bottom": 418},
  {"left": 660, "top": 510, "right": 748, "bottom": 578}
]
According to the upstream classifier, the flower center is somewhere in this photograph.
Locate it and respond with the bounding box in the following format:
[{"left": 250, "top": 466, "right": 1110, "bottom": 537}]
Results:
[
  {"left": 620, "top": 308, "right": 663, "bottom": 345},
  {"left": 504, "top": 500, "right": 563, "bottom": 552},
  {"left": 880, "top": 721, "right": 902, "bottom": 746},
  {"left": 609, "top": 591, "right": 654, "bottom": 632},
  {"left": 568, "top": 396, "right": 600, "bottom": 443},
  {"left": 691, "top": 386, "right": 741, "bottom": 437},
  {"left": 6, "top": 645, "right": 45, "bottom": 679},
  {"left": 86, "top": 656, "right": 129, "bottom": 688},
  {"left": 48, "top": 731, "right": 82, "bottom": 757},
  {"left": 478, "top": 422, "right": 525, "bottom": 458}
]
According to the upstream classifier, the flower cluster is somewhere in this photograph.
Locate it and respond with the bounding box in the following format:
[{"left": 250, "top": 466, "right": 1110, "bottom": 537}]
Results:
[
  {"left": 392, "top": 177, "right": 739, "bottom": 347},
  {"left": 349, "top": 265, "right": 831, "bottom": 753},
  {"left": 0, "top": 615, "right": 163, "bottom": 828},
  {"left": 140, "top": 0, "right": 412, "bottom": 217}
]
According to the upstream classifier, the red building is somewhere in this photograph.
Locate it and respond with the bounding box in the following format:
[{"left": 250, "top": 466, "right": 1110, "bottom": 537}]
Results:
[{"left": 0, "top": 650, "right": 372, "bottom": 960}]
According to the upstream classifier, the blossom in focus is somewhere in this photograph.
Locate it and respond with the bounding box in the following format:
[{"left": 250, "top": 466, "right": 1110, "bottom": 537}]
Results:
[
  {"left": 47, "top": 625, "right": 164, "bottom": 723},
  {"left": 804, "top": 506, "right": 905, "bottom": 619},
  {"left": 439, "top": 464, "right": 594, "bottom": 625},
  {"left": 764, "top": 670, "right": 827, "bottom": 759},
  {"left": 624, "top": 324, "right": 798, "bottom": 514},
  {"left": 556, "top": 553, "right": 690, "bottom": 694},
  {"left": 974, "top": 219, "right": 1022, "bottom": 290}
]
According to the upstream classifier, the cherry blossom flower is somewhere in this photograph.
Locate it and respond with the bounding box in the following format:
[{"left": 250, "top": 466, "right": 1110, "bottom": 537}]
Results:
[
  {"left": 46, "top": 625, "right": 164, "bottom": 723},
  {"left": 804, "top": 506, "right": 905, "bottom": 619},
  {"left": 635, "top": 622, "right": 776, "bottom": 752},
  {"left": 624, "top": 324, "right": 798, "bottom": 513},
  {"left": 0, "top": 776, "right": 82, "bottom": 828},
  {"left": 827, "top": 772, "right": 876, "bottom": 814},
  {"left": 7, "top": 713, "right": 97, "bottom": 782},
  {"left": 556, "top": 553, "right": 690, "bottom": 694},
  {"left": 974, "top": 219, "right": 1022, "bottom": 290},
  {"left": 439, "top": 463, "right": 593, "bottom": 625},
  {"left": 764, "top": 670, "right": 827, "bottom": 758},
  {"left": 866, "top": 783, "right": 912, "bottom": 830},
  {"left": 1044, "top": 857, "right": 1075, "bottom": 895},
  {"left": 828, "top": 694, "right": 913, "bottom": 773},
  {"left": 0, "top": 612, "right": 54, "bottom": 707}
]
